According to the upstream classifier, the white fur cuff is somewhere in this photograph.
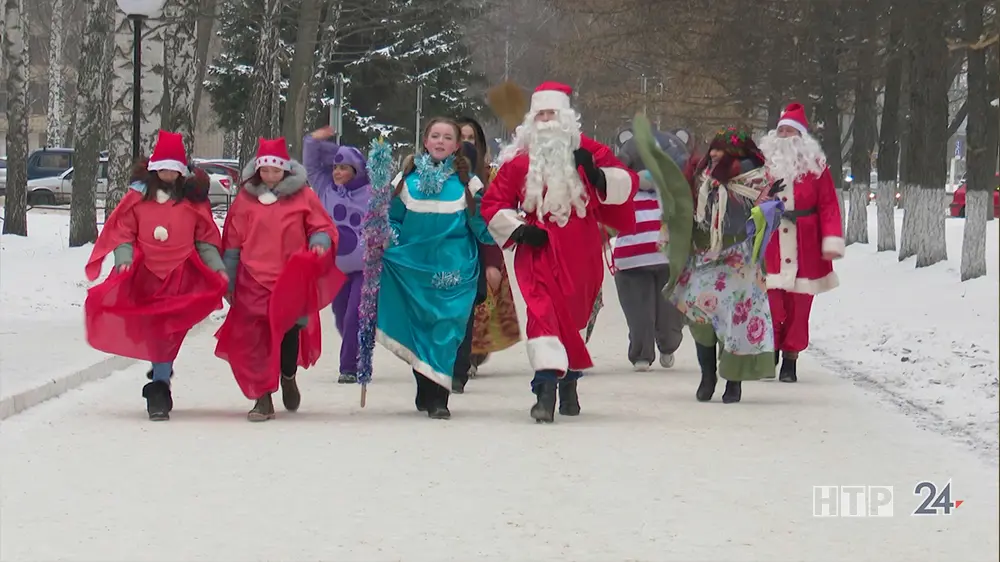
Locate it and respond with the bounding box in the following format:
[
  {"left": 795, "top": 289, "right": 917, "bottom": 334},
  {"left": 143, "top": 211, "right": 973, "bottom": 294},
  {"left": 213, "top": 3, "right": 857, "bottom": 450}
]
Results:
[
  {"left": 487, "top": 208, "right": 524, "bottom": 248},
  {"left": 821, "top": 236, "right": 846, "bottom": 258},
  {"left": 526, "top": 336, "right": 568, "bottom": 372},
  {"left": 598, "top": 167, "right": 635, "bottom": 205}
]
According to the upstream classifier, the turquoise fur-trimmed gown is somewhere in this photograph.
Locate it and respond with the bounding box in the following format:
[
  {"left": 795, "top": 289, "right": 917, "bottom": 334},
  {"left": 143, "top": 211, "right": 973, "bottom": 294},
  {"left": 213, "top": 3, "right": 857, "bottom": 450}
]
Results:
[{"left": 376, "top": 158, "right": 495, "bottom": 390}]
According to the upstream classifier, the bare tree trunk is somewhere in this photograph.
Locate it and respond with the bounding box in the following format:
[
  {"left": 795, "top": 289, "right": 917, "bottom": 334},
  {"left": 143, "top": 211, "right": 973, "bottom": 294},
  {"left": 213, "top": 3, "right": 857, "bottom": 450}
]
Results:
[
  {"left": 239, "top": 0, "right": 283, "bottom": 168},
  {"left": 141, "top": 13, "right": 165, "bottom": 155},
  {"left": 269, "top": 53, "right": 282, "bottom": 137},
  {"left": 876, "top": 0, "right": 904, "bottom": 252},
  {"left": 3, "top": 0, "right": 29, "bottom": 236},
  {"left": 814, "top": 1, "right": 846, "bottom": 229},
  {"left": 190, "top": 0, "right": 218, "bottom": 125},
  {"left": 105, "top": 10, "right": 136, "bottom": 215},
  {"left": 899, "top": 0, "right": 949, "bottom": 267},
  {"left": 46, "top": 0, "right": 68, "bottom": 147},
  {"left": 305, "top": 0, "right": 343, "bottom": 129},
  {"left": 846, "top": 0, "right": 877, "bottom": 246},
  {"left": 162, "top": 0, "right": 198, "bottom": 153},
  {"left": 960, "top": 0, "right": 998, "bottom": 280},
  {"left": 69, "top": 0, "right": 113, "bottom": 247},
  {"left": 283, "top": 0, "right": 322, "bottom": 159}
]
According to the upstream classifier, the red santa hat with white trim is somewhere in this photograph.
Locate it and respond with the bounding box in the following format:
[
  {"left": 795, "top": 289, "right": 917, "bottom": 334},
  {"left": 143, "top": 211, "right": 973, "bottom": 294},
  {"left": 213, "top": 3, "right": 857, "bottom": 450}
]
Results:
[
  {"left": 777, "top": 102, "right": 809, "bottom": 135},
  {"left": 254, "top": 137, "right": 292, "bottom": 171},
  {"left": 529, "top": 81, "right": 574, "bottom": 115},
  {"left": 147, "top": 130, "right": 189, "bottom": 176}
]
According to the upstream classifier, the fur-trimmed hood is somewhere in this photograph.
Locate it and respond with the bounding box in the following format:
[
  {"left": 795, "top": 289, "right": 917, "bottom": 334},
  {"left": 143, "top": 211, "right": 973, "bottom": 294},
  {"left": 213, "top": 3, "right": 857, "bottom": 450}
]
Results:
[{"left": 241, "top": 159, "right": 309, "bottom": 198}]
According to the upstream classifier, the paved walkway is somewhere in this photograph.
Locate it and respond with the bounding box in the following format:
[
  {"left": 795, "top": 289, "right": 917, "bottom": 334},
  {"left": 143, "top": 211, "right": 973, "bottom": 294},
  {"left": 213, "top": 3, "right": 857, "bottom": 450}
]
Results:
[{"left": 2, "top": 272, "right": 997, "bottom": 562}]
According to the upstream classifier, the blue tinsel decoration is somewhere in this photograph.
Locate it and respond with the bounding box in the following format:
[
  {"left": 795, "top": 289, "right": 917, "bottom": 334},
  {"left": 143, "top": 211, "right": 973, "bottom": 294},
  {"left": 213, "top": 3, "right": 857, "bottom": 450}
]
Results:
[{"left": 356, "top": 137, "right": 394, "bottom": 386}]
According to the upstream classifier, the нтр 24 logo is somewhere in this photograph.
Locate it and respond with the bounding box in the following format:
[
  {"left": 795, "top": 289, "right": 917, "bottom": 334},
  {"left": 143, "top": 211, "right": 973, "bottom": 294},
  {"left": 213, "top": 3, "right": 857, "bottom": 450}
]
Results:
[{"left": 913, "top": 481, "right": 964, "bottom": 515}]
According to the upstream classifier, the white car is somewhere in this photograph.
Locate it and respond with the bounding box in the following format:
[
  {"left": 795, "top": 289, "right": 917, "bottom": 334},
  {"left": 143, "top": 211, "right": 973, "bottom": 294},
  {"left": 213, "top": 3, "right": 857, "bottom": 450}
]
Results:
[{"left": 25, "top": 159, "right": 232, "bottom": 206}]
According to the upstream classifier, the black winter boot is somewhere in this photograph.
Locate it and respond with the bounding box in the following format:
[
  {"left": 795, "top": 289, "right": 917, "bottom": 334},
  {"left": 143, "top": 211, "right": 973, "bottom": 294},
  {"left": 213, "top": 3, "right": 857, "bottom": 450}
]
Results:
[
  {"left": 426, "top": 380, "right": 451, "bottom": 420},
  {"left": 414, "top": 371, "right": 430, "bottom": 412},
  {"left": 280, "top": 374, "right": 301, "bottom": 412},
  {"left": 247, "top": 393, "right": 276, "bottom": 422},
  {"left": 779, "top": 351, "right": 798, "bottom": 383},
  {"left": 695, "top": 343, "right": 718, "bottom": 402},
  {"left": 530, "top": 379, "right": 557, "bottom": 423},
  {"left": 452, "top": 372, "right": 468, "bottom": 394},
  {"left": 279, "top": 327, "right": 301, "bottom": 410},
  {"left": 141, "top": 381, "right": 172, "bottom": 421},
  {"left": 558, "top": 379, "right": 580, "bottom": 416},
  {"left": 722, "top": 381, "right": 742, "bottom": 403}
]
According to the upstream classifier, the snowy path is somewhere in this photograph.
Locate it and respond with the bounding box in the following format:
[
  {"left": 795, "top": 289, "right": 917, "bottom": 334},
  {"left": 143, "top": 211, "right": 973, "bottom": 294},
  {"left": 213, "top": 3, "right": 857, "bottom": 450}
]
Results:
[{"left": 2, "top": 271, "right": 998, "bottom": 562}]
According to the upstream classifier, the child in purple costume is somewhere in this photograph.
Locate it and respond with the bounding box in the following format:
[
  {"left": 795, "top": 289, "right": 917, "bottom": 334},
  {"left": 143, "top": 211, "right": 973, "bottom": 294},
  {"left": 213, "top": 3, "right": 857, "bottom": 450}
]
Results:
[{"left": 303, "top": 127, "right": 372, "bottom": 383}]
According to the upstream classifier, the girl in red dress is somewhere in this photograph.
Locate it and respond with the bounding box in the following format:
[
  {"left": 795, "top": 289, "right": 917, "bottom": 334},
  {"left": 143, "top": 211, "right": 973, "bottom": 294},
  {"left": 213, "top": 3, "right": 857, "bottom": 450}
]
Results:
[
  {"left": 214, "top": 137, "right": 345, "bottom": 421},
  {"left": 85, "top": 130, "right": 228, "bottom": 421}
]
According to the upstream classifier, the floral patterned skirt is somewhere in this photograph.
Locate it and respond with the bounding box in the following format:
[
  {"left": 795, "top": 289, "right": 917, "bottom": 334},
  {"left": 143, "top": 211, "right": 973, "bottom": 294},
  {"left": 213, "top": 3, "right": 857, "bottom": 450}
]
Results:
[
  {"left": 668, "top": 239, "right": 776, "bottom": 381},
  {"left": 471, "top": 265, "right": 521, "bottom": 357}
]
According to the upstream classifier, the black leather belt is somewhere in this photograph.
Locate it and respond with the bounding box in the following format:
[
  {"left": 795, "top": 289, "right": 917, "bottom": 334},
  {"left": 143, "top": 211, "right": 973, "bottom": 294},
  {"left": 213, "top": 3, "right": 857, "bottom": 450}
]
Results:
[{"left": 782, "top": 207, "right": 816, "bottom": 224}]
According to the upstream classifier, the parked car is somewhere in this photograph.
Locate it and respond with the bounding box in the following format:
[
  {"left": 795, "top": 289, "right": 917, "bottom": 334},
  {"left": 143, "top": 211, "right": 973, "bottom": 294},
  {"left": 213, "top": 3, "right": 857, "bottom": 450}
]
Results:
[
  {"left": 949, "top": 173, "right": 1000, "bottom": 218},
  {"left": 0, "top": 156, "right": 7, "bottom": 195},
  {"left": 25, "top": 158, "right": 232, "bottom": 206},
  {"left": 193, "top": 160, "right": 240, "bottom": 193}
]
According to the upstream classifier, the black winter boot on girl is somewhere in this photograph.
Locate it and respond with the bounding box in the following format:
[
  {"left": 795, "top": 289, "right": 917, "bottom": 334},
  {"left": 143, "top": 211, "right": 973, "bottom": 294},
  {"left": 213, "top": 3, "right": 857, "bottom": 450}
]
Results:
[
  {"left": 248, "top": 394, "right": 276, "bottom": 422},
  {"left": 722, "top": 381, "right": 742, "bottom": 404},
  {"left": 695, "top": 343, "right": 718, "bottom": 402},
  {"left": 279, "top": 327, "right": 302, "bottom": 411},
  {"left": 779, "top": 351, "right": 798, "bottom": 383},
  {"left": 426, "top": 383, "right": 451, "bottom": 420},
  {"left": 530, "top": 379, "right": 558, "bottom": 423},
  {"left": 142, "top": 381, "right": 172, "bottom": 421}
]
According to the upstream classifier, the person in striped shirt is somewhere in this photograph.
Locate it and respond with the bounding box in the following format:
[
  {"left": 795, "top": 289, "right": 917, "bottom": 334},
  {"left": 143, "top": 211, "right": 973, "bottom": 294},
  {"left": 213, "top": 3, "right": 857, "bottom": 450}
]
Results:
[{"left": 613, "top": 130, "right": 689, "bottom": 371}]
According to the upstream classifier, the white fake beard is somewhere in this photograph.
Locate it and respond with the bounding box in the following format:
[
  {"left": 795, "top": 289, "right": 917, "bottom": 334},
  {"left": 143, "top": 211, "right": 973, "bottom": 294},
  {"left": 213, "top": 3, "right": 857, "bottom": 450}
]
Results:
[
  {"left": 759, "top": 129, "right": 828, "bottom": 184},
  {"left": 523, "top": 119, "right": 588, "bottom": 226}
]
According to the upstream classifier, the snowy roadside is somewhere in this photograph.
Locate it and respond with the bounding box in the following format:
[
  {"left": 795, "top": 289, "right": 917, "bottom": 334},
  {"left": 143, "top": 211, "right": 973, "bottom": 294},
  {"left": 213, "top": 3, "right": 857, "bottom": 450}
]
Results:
[{"left": 811, "top": 205, "right": 999, "bottom": 461}]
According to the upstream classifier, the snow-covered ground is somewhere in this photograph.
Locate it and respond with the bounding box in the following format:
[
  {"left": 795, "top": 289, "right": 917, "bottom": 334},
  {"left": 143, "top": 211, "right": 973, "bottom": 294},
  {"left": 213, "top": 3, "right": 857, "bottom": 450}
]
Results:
[
  {"left": 0, "top": 206, "right": 998, "bottom": 560},
  {"left": 811, "top": 206, "right": 999, "bottom": 461}
]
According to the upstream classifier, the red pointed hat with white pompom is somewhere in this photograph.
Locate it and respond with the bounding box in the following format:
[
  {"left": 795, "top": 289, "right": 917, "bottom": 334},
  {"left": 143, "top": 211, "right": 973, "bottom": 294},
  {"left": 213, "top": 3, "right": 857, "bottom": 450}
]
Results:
[
  {"left": 255, "top": 137, "right": 292, "bottom": 171},
  {"left": 529, "top": 81, "right": 574, "bottom": 114},
  {"left": 147, "top": 130, "right": 189, "bottom": 175},
  {"left": 777, "top": 102, "right": 809, "bottom": 135}
]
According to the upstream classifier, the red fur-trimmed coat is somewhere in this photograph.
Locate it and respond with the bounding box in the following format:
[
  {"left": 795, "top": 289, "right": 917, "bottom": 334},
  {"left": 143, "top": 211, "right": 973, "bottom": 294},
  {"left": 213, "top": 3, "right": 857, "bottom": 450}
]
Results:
[{"left": 764, "top": 167, "right": 845, "bottom": 295}]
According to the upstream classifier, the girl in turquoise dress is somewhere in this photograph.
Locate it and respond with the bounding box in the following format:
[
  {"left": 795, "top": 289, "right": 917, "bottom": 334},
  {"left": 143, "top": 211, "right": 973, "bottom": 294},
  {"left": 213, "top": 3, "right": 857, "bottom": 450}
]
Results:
[{"left": 376, "top": 117, "right": 496, "bottom": 419}]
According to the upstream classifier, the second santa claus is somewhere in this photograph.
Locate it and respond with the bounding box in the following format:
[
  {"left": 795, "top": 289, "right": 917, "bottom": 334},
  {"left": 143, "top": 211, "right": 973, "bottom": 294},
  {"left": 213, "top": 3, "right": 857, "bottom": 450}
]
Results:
[{"left": 480, "top": 82, "right": 639, "bottom": 423}]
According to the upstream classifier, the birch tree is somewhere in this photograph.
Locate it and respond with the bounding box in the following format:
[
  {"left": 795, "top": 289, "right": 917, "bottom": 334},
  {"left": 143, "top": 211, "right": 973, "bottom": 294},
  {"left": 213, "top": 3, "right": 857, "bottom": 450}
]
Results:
[
  {"left": 140, "top": 12, "right": 165, "bottom": 155},
  {"left": 239, "top": 0, "right": 283, "bottom": 167},
  {"left": 162, "top": 0, "right": 199, "bottom": 152},
  {"left": 46, "top": 0, "right": 69, "bottom": 147},
  {"left": 875, "top": 0, "right": 905, "bottom": 252},
  {"left": 959, "top": 0, "right": 999, "bottom": 281},
  {"left": 845, "top": 0, "right": 877, "bottom": 246},
  {"left": 3, "top": 0, "right": 30, "bottom": 236},
  {"left": 70, "top": 0, "right": 114, "bottom": 247},
  {"left": 106, "top": 11, "right": 137, "bottom": 215}
]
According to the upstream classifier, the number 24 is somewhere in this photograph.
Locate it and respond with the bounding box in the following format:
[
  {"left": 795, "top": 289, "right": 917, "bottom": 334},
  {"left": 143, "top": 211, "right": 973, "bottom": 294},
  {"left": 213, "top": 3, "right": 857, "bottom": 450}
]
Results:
[{"left": 913, "top": 481, "right": 955, "bottom": 515}]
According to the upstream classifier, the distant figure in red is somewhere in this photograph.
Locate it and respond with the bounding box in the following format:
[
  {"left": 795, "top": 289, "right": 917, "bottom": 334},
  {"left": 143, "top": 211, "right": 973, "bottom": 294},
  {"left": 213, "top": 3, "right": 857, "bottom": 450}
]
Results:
[
  {"left": 214, "top": 137, "right": 345, "bottom": 422},
  {"left": 84, "top": 130, "right": 228, "bottom": 421},
  {"left": 759, "top": 103, "right": 845, "bottom": 382}
]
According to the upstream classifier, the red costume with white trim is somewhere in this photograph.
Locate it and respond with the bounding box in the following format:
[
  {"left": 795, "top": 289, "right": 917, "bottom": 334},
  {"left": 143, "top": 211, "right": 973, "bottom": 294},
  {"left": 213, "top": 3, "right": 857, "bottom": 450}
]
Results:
[
  {"left": 761, "top": 103, "right": 845, "bottom": 355},
  {"left": 480, "top": 82, "right": 638, "bottom": 374}
]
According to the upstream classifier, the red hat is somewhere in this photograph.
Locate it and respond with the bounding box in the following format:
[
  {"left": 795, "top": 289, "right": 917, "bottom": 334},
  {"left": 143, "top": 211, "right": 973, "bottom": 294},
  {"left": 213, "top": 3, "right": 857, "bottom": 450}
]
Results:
[
  {"left": 530, "top": 81, "right": 573, "bottom": 114},
  {"left": 777, "top": 102, "right": 809, "bottom": 135},
  {"left": 254, "top": 137, "right": 291, "bottom": 171},
  {"left": 147, "top": 130, "right": 188, "bottom": 175}
]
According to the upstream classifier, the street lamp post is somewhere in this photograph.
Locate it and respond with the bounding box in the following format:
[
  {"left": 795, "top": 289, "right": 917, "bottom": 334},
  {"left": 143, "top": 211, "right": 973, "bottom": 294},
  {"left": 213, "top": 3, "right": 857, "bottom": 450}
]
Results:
[{"left": 115, "top": 0, "right": 167, "bottom": 163}]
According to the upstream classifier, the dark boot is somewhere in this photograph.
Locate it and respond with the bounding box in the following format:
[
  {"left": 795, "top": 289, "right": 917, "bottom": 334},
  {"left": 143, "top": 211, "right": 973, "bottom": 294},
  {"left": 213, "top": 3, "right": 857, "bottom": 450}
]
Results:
[
  {"left": 558, "top": 378, "right": 580, "bottom": 416},
  {"left": 248, "top": 393, "right": 276, "bottom": 422},
  {"left": 722, "top": 381, "right": 742, "bottom": 403},
  {"left": 141, "top": 381, "right": 172, "bottom": 421},
  {"left": 779, "top": 351, "right": 798, "bottom": 383},
  {"left": 452, "top": 373, "right": 468, "bottom": 394},
  {"left": 774, "top": 350, "right": 780, "bottom": 366},
  {"left": 530, "top": 379, "right": 557, "bottom": 423},
  {"left": 280, "top": 374, "right": 301, "bottom": 412},
  {"left": 414, "top": 371, "right": 430, "bottom": 412},
  {"left": 426, "top": 379, "right": 451, "bottom": 420},
  {"left": 695, "top": 343, "right": 718, "bottom": 402},
  {"left": 338, "top": 372, "right": 357, "bottom": 384}
]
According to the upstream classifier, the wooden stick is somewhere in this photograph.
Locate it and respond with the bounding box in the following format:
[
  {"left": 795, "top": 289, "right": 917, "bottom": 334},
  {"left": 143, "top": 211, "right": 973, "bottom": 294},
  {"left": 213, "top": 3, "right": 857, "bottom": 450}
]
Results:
[{"left": 360, "top": 384, "right": 367, "bottom": 408}]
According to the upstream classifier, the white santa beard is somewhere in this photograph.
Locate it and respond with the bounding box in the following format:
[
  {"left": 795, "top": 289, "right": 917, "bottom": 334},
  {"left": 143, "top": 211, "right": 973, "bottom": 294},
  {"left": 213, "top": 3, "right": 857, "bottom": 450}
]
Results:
[
  {"left": 525, "top": 129, "right": 588, "bottom": 226},
  {"left": 760, "top": 130, "right": 827, "bottom": 183}
]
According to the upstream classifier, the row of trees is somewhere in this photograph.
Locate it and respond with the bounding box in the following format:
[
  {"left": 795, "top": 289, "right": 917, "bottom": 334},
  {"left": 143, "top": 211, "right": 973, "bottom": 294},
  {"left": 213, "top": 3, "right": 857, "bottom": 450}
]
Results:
[
  {"left": 3, "top": 0, "right": 486, "bottom": 241},
  {"left": 537, "top": 0, "right": 998, "bottom": 281}
]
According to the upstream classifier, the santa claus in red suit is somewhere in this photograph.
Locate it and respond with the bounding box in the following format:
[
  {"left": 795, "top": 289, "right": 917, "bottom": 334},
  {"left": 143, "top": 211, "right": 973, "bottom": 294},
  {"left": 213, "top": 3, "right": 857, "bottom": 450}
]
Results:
[
  {"left": 480, "top": 81, "right": 639, "bottom": 423},
  {"left": 759, "top": 102, "right": 845, "bottom": 382}
]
